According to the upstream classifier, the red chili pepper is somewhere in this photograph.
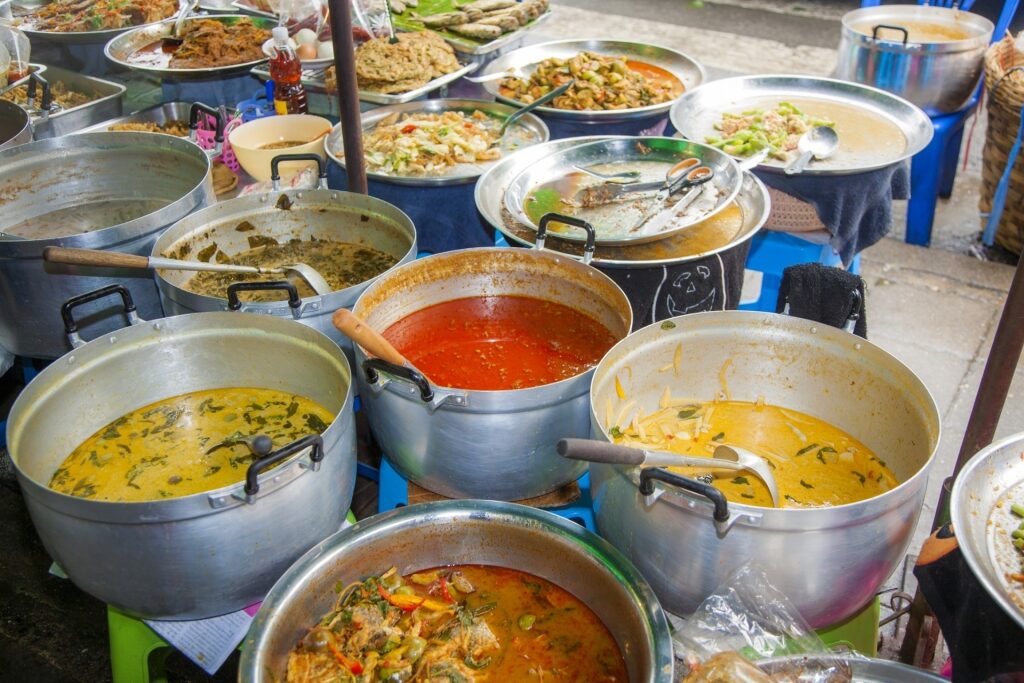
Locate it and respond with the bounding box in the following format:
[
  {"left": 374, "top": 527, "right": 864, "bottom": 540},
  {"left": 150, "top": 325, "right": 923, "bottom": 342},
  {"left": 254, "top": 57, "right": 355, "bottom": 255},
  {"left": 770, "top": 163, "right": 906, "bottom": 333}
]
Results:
[
  {"left": 377, "top": 584, "right": 392, "bottom": 601},
  {"left": 378, "top": 584, "right": 427, "bottom": 612},
  {"left": 439, "top": 576, "right": 454, "bottom": 603},
  {"left": 328, "top": 640, "right": 364, "bottom": 675},
  {"left": 401, "top": 124, "right": 417, "bottom": 134}
]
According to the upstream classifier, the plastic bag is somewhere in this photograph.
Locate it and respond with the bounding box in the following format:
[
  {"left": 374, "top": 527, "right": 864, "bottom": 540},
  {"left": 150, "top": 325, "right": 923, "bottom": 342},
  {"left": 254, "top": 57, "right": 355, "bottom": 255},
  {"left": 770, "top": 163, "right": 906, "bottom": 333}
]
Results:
[
  {"left": 673, "top": 563, "right": 858, "bottom": 683},
  {"left": 279, "top": 0, "right": 326, "bottom": 37},
  {"left": 0, "top": 23, "right": 31, "bottom": 82}
]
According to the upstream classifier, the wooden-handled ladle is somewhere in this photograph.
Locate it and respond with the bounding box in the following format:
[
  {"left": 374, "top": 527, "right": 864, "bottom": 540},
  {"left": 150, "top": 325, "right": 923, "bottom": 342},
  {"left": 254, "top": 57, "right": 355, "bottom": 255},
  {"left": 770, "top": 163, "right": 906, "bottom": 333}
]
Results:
[{"left": 331, "top": 309, "right": 434, "bottom": 382}]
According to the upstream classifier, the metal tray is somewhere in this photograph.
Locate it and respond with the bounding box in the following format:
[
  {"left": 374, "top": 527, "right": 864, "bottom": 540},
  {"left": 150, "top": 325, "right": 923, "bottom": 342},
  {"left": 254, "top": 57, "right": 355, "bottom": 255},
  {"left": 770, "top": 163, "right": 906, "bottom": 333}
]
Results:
[
  {"left": 481, "top": 39, "right": 705, "bottom": 123},
  {"left": 230, "top": 0, "right": 276, "bottom": 19},
  {"left": 251, "top": 58, "right": 478, "bottom": 105},
  {"left": 951, "top": 432, "right": 1024, "bottom": 630},
  {"left": 760, "top": 656, "right": 945, "bottom": 682},
  {"left": 12, "top": 1, "right": 177, "bottom": 45},
  {"left": 394, "top": 9, "right": 552, "bottom": 56},
  {"left": 105, "top": 15, "right": 274, "bottom": 79},
  {"left": 326, "top": 98, "right": 549, "bottom": 186},
  {"left": 670, "top": 74, "right": 933, "bottom": 175},
  {"left": 199, "top": 0, "right": 239, "bottom": 12},
  {"left": 75, "top": 102, "right": 194, "bottom": 135},
  {"left": 504, "top": 136, "right": 743, "bottom": 246},
  {"left": 5, "top": 64, "right": 125, "bottom": 139}
]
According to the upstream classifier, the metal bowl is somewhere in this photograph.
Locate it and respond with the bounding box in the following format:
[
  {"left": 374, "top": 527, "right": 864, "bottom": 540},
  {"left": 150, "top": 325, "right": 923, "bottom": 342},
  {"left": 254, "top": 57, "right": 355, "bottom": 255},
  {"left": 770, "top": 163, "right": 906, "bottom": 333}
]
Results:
[
  {"left": 239, "top": 500, "right": 675, "bottom": 682},
  {"left": 0, "top": 99, "right": 31, "bottom": 151},
  {"left": 951, "top": 431, "right": 1024, "bottom": 629},
  {"left": 104, "top": 15, "right": 273, "bottom": 79},
  {"left": 326, "top": 98, "right": 550, "bottom": 187},
  {"left": 481, "top": 39, "right": 705, "bottom": 123},
  {"left": 670, "top": 75, "right": 933, "bottom": 175}
]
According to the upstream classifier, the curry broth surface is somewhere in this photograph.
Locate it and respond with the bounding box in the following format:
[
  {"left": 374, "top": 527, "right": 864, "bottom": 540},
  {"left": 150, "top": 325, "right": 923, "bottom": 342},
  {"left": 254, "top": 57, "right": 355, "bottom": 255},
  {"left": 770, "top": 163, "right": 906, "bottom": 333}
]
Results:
[
  {"left": 612, "top": 399, "right": 898, "bottom": 507},
  {"left": 49, "top": 387, "right": 334, "bottom": 502}
]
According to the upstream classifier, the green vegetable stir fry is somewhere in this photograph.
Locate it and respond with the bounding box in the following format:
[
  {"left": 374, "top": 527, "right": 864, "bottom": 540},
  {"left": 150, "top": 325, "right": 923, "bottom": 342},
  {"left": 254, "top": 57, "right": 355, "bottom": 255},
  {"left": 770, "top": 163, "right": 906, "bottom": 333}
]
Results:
[{"left": 706, "top": 101, "right": 835, "bottom": 160}]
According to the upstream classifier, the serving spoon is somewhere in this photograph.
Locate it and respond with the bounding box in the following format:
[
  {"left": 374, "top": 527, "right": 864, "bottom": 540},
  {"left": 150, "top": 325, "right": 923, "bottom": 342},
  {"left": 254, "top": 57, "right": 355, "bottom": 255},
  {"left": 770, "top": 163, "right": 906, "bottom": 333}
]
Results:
[
  {"left": 557, "top": 437, "right": 780, "bottom": 507},
  {"left": 498, "top": 80, "right": 573, "bottom": 137},
  {"left": 42, "top": 246, "right": 333, "bottom": 296},
  {"left": 785, "top": 125, "right": 839, "bottom": 175},
  {"left": 332, "top": 309, "right": 434, "bottom": 379}
]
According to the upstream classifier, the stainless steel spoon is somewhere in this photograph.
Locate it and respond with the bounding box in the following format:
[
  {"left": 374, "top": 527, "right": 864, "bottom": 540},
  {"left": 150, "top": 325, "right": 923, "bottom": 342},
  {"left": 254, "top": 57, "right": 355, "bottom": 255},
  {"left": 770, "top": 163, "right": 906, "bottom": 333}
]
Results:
[
  {"left": 498, "top": 80, "right": 573, "bottom": 136},
  {"left": 572, "top": 166, "right": 642, "bottom": 183},
  {"left": 785, "top": 125, "right": 839, "bottom": 175}
]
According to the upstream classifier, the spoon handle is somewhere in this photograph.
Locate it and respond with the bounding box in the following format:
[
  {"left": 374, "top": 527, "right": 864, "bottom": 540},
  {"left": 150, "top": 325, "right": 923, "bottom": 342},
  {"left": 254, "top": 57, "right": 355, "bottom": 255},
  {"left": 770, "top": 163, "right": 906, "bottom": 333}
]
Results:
[
  {"left": 500, "top": 80, "right": 573, "bottom": 135},
  {"left": 332, "top": 309, "right": 410, "bottom": 368},
  {"left": 785, "top": 150, "right": 814, "bottom": 175}
]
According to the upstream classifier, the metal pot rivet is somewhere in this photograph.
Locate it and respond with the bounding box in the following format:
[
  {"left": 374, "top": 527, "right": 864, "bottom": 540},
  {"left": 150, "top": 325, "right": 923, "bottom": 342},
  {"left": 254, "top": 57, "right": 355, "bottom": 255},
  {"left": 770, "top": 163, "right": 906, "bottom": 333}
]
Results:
[
  {"left": 109, "top": 336, "right": 117, "bottom": 344},
  {"left": 855, "top": 342, "right": 863, "bottom": 350},
  {"left": 810, "top": 326, "right": 819, "bottom": 334},
  {"left": 66, "top": 356, "right": 75, "bottom": 365},
  {"left": 153, "top": 322, "right": 162, "bottom": 330}
]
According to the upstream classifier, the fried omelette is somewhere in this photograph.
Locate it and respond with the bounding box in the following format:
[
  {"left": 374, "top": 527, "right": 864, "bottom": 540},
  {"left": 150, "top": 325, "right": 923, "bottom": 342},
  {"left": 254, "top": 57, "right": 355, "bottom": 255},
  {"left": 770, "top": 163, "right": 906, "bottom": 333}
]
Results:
[{"left": 354, "top": 31, "right": 461, "bottom": 94}]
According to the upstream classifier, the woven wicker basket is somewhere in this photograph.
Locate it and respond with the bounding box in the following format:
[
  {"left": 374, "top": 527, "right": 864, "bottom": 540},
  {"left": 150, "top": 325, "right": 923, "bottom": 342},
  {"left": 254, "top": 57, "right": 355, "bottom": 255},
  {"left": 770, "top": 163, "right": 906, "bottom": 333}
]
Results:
[{"left": 981, "top": 36, "right": 1024, "bottom": 254}]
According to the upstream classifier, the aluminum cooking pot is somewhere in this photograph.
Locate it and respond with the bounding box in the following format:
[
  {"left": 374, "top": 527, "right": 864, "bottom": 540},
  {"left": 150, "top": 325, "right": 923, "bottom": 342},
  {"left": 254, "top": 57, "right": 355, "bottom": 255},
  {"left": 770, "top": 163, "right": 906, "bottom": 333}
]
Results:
[
  {"left": 0, "top": 132, "right": 215, "bottom": 358},
  {"left": 352, "top": 247, "right": 633, "bottom": 500},
  {"left": 240, "top": 500, "right": 675, "bottom": 682},
  {"left": 0, "top": 99, "right": 31, "bottom": 151},
  {"left": 586, "top": 311, "right": 940, "bottom": 627},
  {"left": 836, "top": 5, "right": 994, "bottom": 114},
  {"left": 4, "top": 286, "right": 356, "bottom": 619},
  {"left": 153, "top": 155, "right": 417, "bottom": 364}
]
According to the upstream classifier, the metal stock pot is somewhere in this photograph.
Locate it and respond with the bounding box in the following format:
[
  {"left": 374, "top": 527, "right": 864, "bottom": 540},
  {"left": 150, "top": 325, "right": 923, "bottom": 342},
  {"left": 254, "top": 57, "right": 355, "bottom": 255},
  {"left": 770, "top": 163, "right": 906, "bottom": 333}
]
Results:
[
  {"left": 240, "top": 500, "right": 675, "bottom": 682},
  {"left": 0, "top": 132, "right": 215, "bottom": 358},
  {"left": 153, "top": 155, "right": 417, "bottom": 362},
  {"left": 836, "top": 5, "right": 994, "bottom": 114},
  {"left": 586, "top": 311, "right": 940, "bottom": 627},
  {"left": 4, "top": 286, "right": 356, "bottom": 619},
  {"left": 352, "top": 248, "right": 633, "bottom": 500},
  {"left": 0, "top": 99, "right": 31, "bottom": 151}
]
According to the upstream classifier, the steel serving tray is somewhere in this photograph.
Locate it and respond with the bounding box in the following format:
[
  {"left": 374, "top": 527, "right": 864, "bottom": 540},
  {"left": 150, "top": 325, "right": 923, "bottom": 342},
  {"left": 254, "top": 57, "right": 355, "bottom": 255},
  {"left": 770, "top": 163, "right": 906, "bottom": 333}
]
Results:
[
  {"left": 251, "top": 58, "right": 477, "bottom": 105},
  {"left": 105, "top": 15, "right": 274, "bottom": 79},
  {"left": 480, "top": 39, "right": 705, "bottom": 122},
  {"left": 12, "top": 0, "right": 177, "bottom": 45},
  {"left": 230, "top": 0, "right": 276, "bottom": 19},
  {"left": 75, "top": 102, "right": 193, "bottom": 135},
  {"left": 393, "top": 9, "right": 552, "bottom": 56},
  {"left": 670, "top": 74, "right": 933, "bottom": 175},
  {"left": 326, "top": 98, "right": 548, "bottom": 186},
  {"left": 12, "top": 64, "right": 125, "bottom": 138}
]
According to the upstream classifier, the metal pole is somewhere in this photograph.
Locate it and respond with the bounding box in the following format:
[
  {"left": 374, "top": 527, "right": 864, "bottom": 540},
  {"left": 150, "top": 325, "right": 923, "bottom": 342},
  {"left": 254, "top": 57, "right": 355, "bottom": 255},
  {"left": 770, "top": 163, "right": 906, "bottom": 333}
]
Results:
[
  {"left": 899, "top": 253, "right": 1024, "bottom": 663},
  {"left": 326, "top": 0, "right": 367, "bottom": 194}
]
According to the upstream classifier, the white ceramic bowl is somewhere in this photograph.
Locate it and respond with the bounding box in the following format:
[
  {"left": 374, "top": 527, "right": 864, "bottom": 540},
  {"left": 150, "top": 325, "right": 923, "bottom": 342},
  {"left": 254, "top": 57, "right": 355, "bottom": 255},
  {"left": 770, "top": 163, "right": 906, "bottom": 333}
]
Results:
[{"left": 229, "top": 114, "right": 331, "bottom": 182}]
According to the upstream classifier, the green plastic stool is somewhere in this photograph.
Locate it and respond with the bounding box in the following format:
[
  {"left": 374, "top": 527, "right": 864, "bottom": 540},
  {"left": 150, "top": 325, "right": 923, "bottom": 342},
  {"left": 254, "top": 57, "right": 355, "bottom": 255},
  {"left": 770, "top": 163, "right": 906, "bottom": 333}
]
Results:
[
  {"left": 107, "top": 511, "right": 357, "bottom": 683},
  {"left": 815, "top": 597, "right": 880, "bottom": 657}
]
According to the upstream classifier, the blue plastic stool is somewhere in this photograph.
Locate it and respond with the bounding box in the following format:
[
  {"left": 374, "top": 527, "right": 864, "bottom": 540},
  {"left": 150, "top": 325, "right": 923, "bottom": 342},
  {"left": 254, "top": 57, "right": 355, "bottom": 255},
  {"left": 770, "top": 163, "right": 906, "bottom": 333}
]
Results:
[
  {"left": 377, "top": 459, "right": 597, "bottom": 532},
  {"left": 739, "top": 231, "right": 861, "bottom": 313}
]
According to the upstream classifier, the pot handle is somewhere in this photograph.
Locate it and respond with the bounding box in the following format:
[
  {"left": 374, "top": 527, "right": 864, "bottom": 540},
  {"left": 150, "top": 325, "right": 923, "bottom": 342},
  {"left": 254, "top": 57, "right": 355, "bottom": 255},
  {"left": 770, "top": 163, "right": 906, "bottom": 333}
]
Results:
[
  {"left": 870, "top": 24, "right": 909, "bottom": 46},
  {"left": 244, "top": 433, "right": 323, "bottom": 499},
  {"left": 226, "top": 281, "right": 302, "bottom": 317},
  {"left": 639, "top": 467, "right": 730, "bottom": 524},
  {"left": 363, "top": 357, "right": 434, "bottom": 403},
  {"left": 189, "top": 102, "right": 225, "bottom": 158},
  {"left": 271, "top": 153, "right": 329, "bottom": 191},
  {"left": 60, "top": 284, "right": 143, "bottom": 349},
  {"left": 537, "top": 213, "right": 597, "bottom": 265},
  {"left": 26, "top": 71, "right": 53, "bottom": 116}
]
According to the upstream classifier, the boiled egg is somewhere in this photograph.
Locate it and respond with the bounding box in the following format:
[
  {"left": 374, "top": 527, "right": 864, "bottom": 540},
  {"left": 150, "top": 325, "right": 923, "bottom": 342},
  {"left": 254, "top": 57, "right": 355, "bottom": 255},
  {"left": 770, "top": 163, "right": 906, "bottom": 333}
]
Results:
[
  {"left": 296, "top": 43, "right": 318, "bottom": 60},
  {"left": 293, "top": 28, "right": 319, "bottom": 45}
]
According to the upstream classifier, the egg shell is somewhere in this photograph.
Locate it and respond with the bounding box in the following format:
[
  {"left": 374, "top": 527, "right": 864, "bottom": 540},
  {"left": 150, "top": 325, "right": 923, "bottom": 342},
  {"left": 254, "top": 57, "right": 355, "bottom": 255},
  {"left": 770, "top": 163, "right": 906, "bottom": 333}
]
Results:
[
  {"left": 296, "top": 43, "right": 318, "bottom": 60},
  {"left": 316, "top": 41, "right": 334, "bottom": 59},
  {"left": 294, "top": 28, "right": 318, "bottom": 45}
]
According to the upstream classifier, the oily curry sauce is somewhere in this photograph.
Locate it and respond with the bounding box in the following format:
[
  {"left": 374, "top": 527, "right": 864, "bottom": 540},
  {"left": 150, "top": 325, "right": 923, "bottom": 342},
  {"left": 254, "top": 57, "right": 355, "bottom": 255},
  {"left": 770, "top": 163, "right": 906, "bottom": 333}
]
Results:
[{"left": 49, "top": 387, "right": 334, "bottom": 502}]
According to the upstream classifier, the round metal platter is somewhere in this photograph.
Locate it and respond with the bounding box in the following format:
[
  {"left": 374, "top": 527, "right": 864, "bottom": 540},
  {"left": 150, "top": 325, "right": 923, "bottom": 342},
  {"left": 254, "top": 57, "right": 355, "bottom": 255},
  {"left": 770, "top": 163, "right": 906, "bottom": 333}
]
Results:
[
  {"left": 670, "top": 74, "right": 933, "bottom": 175},
  {"left": 326, "top": 99, "right": 550, "bottom": 187},
  {"left": 15, "top": 7, "right": 177, "bottom": 45},
  {"left": 761, "top": 656, "right": 945, "bottom": 682},
  {"left": 480, "top": 39, "right": 705, "bottom": 123},
  {"left": 104, "top": 15, "right": 273, "bottom": 79},
  {"left": 475, "top": 136, "right": 767, "bottom": 267},
  {"left": 504, "top": 136, "right": 742, "bottom": 246}
]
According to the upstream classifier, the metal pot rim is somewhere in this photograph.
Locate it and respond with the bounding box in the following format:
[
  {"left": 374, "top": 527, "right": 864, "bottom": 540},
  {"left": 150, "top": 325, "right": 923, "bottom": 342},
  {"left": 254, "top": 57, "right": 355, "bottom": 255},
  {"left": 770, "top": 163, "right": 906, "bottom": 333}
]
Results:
[
  {"left": 840, "top": 5, "right": 994, "bottom": 53},
  {"left": 589, "top": 310, "right": 942, "bottom": 518},
  {"left": 239, "top": 499, "right": 676, "bottom": 681}
]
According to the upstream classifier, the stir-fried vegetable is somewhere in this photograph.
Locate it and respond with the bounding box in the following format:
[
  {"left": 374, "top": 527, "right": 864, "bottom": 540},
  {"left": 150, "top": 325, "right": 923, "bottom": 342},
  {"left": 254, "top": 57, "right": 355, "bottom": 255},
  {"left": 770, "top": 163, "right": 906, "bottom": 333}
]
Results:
[
  {"left": 1008, "top": 504, "right": 1024, "bottom": 583},
  {"left": 360, "top": 110, "right": 503, "bottom": 176},
  {"left": 705, "top": 101, "right": 835, "bottom": 160}
]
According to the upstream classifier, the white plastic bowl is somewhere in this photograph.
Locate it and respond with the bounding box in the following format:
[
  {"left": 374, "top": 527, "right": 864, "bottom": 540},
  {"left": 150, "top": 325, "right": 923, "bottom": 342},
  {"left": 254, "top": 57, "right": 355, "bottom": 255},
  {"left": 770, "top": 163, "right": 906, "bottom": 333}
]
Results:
[{"left": 229, "top": 114, "right": 331, "bottom": 182}]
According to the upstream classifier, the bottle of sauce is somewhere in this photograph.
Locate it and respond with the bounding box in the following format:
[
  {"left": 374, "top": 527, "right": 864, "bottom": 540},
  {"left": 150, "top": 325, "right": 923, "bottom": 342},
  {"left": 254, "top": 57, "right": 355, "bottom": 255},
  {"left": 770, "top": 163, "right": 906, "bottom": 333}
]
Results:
[{"left": 269, "top": 26, "right": 308, "bottom": 115}]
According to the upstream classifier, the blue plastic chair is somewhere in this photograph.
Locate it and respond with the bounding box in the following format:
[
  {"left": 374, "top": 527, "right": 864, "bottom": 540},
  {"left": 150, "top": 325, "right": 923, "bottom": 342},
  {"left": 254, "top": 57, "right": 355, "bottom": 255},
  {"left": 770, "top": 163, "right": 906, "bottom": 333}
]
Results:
[{"left": 859, "top": 0, "right": 1021, "bottom": 246}]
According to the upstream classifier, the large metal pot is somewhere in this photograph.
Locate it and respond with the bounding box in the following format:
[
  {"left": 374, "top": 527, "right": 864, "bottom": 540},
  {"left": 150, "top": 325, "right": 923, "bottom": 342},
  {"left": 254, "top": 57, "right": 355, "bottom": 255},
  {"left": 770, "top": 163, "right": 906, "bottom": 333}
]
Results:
[
  {"left": 240, "top": 500, "right": 675, "bottom": 682},
  {"left": 153, "top": 157, "right": 417, "bottom": 363},
  {"left": 836, "top": 5, "right": 994, "bottom": 114},
  {"left": 587, "top": 311, "right": 940, "bottom": 627},
  {"left": 4, "top": 286, "right": 356, "bottom": 619},
  {"left": 0, "top": 99, "right": 31, "bottom": 151},
  {"left": 353, "top": 248, "right": 633, "bottom": 500},
  {"left": 0, "top": 133, "right": 215, "bottom": 359}
]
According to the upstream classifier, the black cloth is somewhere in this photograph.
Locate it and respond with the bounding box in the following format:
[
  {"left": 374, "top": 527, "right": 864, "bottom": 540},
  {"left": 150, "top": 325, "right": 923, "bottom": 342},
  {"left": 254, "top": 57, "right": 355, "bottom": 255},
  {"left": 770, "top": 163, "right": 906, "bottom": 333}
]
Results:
[
  {"left": 756, "top": 160, "right": 909, "bottom": 266},
  {"left": 915, "top": 523, "right": 1024, "bottom": 683},
  {"left": 775, "top": 263, "right": 867, "bottom": 338}
]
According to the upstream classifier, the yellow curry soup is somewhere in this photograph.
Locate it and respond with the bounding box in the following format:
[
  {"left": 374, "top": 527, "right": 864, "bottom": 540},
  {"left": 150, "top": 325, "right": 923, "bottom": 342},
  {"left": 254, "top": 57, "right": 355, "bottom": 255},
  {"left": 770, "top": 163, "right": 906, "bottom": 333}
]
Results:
[{"left": 49, "top": 387, "right": 335, "bottom": 502}]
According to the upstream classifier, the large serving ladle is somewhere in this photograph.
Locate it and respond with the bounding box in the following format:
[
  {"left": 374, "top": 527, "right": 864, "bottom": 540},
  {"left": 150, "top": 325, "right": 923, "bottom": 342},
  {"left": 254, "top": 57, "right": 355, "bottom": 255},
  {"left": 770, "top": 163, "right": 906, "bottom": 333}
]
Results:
[{"left": 557, "top": 437, "right": 780, "bottom": 507}]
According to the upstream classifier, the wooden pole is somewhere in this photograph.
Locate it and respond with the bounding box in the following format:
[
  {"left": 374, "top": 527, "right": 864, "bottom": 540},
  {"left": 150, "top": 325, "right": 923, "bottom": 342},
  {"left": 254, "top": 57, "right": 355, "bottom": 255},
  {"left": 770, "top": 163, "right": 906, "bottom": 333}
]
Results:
[{"left": 326, "top": 0, "right": 367, "bottom": 194}]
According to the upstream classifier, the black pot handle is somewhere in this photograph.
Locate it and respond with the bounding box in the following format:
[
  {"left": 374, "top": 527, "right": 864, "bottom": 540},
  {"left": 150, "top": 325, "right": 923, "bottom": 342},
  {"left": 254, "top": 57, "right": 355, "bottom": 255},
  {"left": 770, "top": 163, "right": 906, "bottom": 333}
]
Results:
[
  {"left": 60, "top": 284, "right": 141, "bottom": 348},
  {"left": 639, "top": 467, "right": 730, "bottom": 523},
  {"left": 26, "top": 71, "right": 52, "bottom": 113},
  {"left": 244, "top": 434, "right": 323, "bottom": 496},
  {"left": 226, "top": 281, "right": 302, "bottom": 310},
  {"left": 871, "top": 24, "right": 910, "bottom": 46},
  {"left": 363, "top": 357, "right": 433, "bottom": 403},
  {"left": 270, "top": 153, "right": 328, "bottom": 191},
  {"left": 189, "top": 102, "right": 225, "bottom": 145},
  {"left": 537, "top": 213, "right": 597, "bottom": 264}
]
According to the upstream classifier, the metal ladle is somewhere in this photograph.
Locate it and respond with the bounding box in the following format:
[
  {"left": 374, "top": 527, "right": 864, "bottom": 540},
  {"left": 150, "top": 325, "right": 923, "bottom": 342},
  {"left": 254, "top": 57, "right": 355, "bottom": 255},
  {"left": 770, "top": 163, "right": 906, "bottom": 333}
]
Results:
[
  {"left": 785, "top": 125, "right": 839, "bottom": 175},
  {"left": 498, "top": 79, "right": 574, "bottom": 137},
  {"left": 557, "top": 437, "right": 780, "bottom": 507},
  {"left": 42, "top": 247, "right": 333, "bottom": 296}
]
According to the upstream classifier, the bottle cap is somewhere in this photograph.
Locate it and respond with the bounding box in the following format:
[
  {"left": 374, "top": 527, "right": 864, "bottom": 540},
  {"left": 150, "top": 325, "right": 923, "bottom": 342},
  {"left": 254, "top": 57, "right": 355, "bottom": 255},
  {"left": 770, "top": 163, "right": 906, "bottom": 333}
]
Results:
[{"left": 272, "top": 26, "right": 290, "bottom": 44}]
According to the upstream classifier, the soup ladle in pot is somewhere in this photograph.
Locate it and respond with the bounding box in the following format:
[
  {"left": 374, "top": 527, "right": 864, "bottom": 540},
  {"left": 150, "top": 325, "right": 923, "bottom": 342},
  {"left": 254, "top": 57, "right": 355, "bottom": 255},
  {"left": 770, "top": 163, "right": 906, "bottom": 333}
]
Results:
[
  {"left": 332, "top": 309, "right": 431, "bottom": 377},
  {"left": 557, "top": 438, "right": 779, "bottom": 507}
]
